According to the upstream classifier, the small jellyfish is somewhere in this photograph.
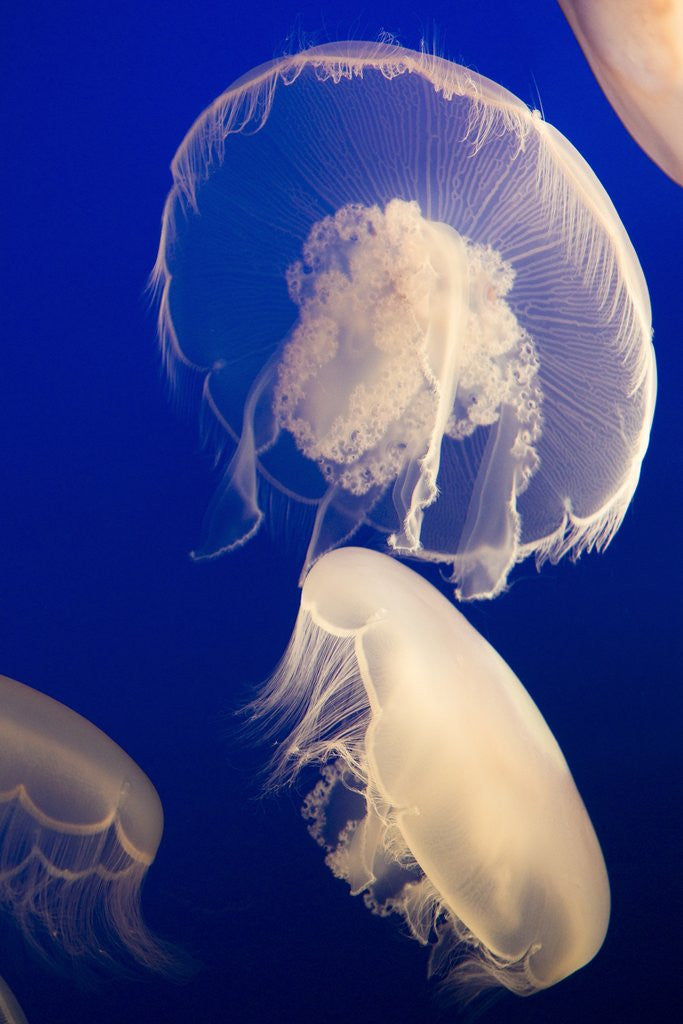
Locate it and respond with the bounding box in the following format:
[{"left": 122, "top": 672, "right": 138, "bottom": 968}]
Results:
[
  {"left": 153, "top": 41, "right": 656, "bottom": 600},
  {"left": 252, "top": 547, "right": 610, "bottom": 996},
  {"left": 0, "top": 674, "right": 170, "bottom": 970},
  {"left": 559, "top": 0, "right": 683, "bottom": 186}
]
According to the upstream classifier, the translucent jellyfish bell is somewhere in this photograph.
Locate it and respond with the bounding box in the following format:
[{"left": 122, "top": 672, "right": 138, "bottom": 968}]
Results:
[
  {"left": 0, "top": 674, "right": 170, "bottom": 970},
  {"left": 154, "top": 41, "right": 656, "bottom": 600},
  {"left": 559, "top": 0, "right": 683, "bottom": 186},
  {"left": 252, "top": 548, "right": 610, "bottom": 996}
]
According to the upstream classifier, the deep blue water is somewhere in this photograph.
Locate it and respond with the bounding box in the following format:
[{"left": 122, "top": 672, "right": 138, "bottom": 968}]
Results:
[{"left": 1, "top": 2, "right": 681, "bottom": 1022}]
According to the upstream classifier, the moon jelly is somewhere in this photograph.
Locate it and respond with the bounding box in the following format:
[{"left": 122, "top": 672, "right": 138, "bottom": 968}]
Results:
[
  {"left": 252, "top": 548, "right": 610, "bottom": 995},
  {"left": 559, "top": 0, "right": 683, "bottom": 186},
  {"left": 0, "top": 674, "right": 170, "bottom": 970},
  {"left": 153, "top": 41, "right": 656, "bottom": 599}
]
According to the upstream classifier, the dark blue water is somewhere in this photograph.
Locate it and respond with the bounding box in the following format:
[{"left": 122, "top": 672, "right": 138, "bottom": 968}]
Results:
[{"left": 2, "top": 2, "right": 681, "bottom": 1021}]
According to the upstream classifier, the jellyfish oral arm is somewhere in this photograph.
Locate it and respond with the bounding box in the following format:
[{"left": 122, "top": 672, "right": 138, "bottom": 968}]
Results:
[
  {"left": 193, "top": 355, "right": 280, "bottom": 560},
  {"left": 451, "top": 402, "right": 528, "bottom": 601},
  {"left": 302, "top": 482, "right": 386, "bottom": 581},
  {"left": 389, "top": 217, "right": 469, "bottom": 552}
]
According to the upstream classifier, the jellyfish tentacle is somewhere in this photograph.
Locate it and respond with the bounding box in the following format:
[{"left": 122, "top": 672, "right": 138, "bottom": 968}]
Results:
[
  {"left": 302, "top": 482, "right": 384, "bottom": 582},
  {"left": 192, "top": 355, "right": 280, "bottom": 559}
]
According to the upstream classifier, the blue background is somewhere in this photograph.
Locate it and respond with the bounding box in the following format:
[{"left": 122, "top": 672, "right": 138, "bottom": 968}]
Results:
[{"left": 1, "top": 2, "right": 681, "bottom": 1022}]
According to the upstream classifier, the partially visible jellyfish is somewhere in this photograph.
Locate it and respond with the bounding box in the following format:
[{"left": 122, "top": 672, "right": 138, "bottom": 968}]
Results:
[
  {"left": 153, "top": 41, "right": 656, "bottom": 600},
  {"left": 559, "top": 0, "right": 683, "bottom": 186},
  {"left": 252, "top": 547, "right": 610, "bottom": 996},
  {"left": 0, "top": 976, "right": 28, "bottom": 1024},
  {"left": 0, "top": 674, "right": 171, "bottom": 970}
]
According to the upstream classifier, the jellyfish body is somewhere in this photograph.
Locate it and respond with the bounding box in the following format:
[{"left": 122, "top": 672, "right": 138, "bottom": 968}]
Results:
[
  {"left": 559, "top": 0, "right": 683, "bottom": 186},
  {"left": 253, "top": 547, "right": 610, "bottom": 995},
  {"left": 0, "top": 674, "right": 169, "bottom": 970},
  {"left": 154, "top": 41, "right": 655, "bottom": 599}
]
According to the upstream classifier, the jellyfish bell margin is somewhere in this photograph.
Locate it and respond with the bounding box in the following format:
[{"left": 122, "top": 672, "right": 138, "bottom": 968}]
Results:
[
  {"left": 153, "top": 39, "right": 656, "bottom": 601},
  {"left": 0, "top": 674, "right": 177, "bottom": 974},
  {"left": 249, "top": 547, "right": 611, "bottom": 998}
]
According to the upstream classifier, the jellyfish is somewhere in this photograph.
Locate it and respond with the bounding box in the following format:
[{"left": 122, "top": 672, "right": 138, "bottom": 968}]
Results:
[
  {"left": 252, "top": 547, "right": 610, "bottom": 996},
  {"left": 0, "top": 673, "right": 171, "bottom": 970},
  {"left": 559, "top": 1, "right": 683, "bottom": 186},
  {"left": 0, "top": 976, "right": 28, "bottom": 1024},
  {"left": 153, "top": 40, "right": 655, "bottom": 600}
]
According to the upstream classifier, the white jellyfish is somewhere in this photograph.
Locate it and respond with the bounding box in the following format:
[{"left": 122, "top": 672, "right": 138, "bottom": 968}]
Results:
[
  {"left": 0, "top": 673, "right": 172, "bottom": 970},
  {"left": 251, "top": 547, "right": 610, "bottom": 996},
  {"left": 153, "top": 41, "right": 656, "bottom": 600},
  {"left": 559, "top": 0, "right": 683, "bottom": 186}
]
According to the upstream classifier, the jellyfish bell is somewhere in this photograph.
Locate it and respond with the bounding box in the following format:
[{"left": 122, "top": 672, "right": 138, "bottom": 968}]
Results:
[
  {"left": 154, "top": 40, "right": 656, "bottom": 600},
  {"left": 0, "top": 674, "right": 171, "bottom": 971},
  {"left": 252, "top": 547, "right": 610, "bottom": 996},
  {"left": 559, "top": 0, "right": 683, "bottom": 186}
]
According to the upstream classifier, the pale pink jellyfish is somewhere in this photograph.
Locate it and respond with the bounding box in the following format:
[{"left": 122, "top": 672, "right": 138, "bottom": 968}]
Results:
[
  {"left": 559, "top": 0, "right": 683, "bottom": 185},
  {"left": 0, "top": 674, "right": 171, "bottom": 970},
  {"left": 153, "top": 41, "right": 655, "bottom": 600},
  {"left": 252, "top": 547, "right": 610, "bottom": 996}
]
